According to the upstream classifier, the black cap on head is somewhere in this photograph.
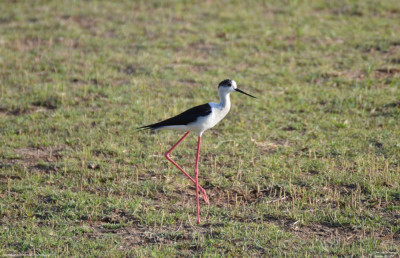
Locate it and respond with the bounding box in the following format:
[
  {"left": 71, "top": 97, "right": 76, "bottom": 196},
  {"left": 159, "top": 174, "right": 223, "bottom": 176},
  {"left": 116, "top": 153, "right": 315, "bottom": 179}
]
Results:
[{"left": 218, "top": 79, "right": 232, "bottom": 88}]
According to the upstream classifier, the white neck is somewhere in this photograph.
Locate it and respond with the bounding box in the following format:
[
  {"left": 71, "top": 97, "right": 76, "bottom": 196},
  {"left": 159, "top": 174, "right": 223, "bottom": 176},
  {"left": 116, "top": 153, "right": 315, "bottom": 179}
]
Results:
[{"left": 218, "top": 91, "right": 231, "bottom": 109}]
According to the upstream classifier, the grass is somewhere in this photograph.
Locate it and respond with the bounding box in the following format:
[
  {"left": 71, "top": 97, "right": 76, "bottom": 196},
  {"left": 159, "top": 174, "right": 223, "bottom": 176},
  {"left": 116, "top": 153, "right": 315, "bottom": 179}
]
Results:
[{"left": 1, "top": 0, "right": 400, "bottom": 256}]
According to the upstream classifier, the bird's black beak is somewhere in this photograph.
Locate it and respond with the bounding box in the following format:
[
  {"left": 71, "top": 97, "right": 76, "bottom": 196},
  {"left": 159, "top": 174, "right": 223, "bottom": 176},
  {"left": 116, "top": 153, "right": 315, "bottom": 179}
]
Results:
[{"left": 235, "top": 89, "right": 256, "bottom": 98}]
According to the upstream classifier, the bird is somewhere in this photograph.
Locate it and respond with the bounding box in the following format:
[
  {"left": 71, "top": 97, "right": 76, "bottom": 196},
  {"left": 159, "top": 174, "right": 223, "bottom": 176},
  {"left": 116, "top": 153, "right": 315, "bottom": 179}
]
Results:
[{"left": 138, "top": 79, "right": 256, "bottom": 224}]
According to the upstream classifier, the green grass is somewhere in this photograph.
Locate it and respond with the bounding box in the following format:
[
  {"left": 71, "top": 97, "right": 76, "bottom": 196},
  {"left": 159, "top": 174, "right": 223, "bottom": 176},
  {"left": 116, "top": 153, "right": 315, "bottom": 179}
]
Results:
[{"left": 1, "top": 0, "right": 400, "bottom": 256}]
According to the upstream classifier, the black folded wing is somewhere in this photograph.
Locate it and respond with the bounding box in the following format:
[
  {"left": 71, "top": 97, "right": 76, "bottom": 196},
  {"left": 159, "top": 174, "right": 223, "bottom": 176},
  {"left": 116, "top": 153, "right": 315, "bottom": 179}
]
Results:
[{"left": 138, "top": 103, "right": 212, "bottom": 130}]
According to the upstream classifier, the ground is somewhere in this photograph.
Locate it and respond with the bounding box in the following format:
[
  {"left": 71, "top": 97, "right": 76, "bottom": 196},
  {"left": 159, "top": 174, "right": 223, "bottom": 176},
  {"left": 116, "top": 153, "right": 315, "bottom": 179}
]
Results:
[{"left": 1, "top": 0, "right": 400, "bottom": 256}]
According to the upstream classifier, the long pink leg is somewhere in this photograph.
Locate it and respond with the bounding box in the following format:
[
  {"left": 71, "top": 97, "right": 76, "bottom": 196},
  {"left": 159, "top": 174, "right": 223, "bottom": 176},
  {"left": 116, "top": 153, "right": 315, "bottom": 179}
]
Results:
[
  {"left": 164, "top": 132, "right": 209, "bottom": 204},
  {"left": 195, "top": 136, "right": 201, "bottom": 224}
]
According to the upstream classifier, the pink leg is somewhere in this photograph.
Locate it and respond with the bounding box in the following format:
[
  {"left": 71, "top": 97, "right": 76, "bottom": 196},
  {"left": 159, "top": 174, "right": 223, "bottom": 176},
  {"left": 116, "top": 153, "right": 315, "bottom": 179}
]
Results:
[
  {"left": 195, "top": 136, "right": 201, "bottom": 224},
  {"left": 164, "top": 132, "right": 209, "bottom": 204}
]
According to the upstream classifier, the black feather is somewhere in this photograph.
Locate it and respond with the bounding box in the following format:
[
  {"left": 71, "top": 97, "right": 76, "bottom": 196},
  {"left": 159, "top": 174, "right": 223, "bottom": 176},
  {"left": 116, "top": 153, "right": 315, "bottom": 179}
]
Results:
[
  {"left": 138, "top": 103, "right": 212, "bottom": 131},
  {"left": 218, "top": 79, "right": 232, "bottom": 88}
]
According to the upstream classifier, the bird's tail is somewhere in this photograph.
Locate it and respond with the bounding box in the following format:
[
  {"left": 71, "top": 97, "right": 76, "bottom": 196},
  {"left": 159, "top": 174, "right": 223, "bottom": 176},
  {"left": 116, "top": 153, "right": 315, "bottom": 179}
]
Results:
[
  {"left": 136, "top": 125, "right": 152, "bottom": 131},
  {"left": 136, "top": 123, "right": 159, "bottom": 131}
]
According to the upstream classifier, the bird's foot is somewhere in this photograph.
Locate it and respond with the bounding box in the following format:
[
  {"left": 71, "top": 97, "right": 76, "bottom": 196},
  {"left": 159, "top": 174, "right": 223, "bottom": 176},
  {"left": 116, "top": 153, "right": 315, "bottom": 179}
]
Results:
[{"left": 202, "top": 192, "right": 210, "bottom": 204}]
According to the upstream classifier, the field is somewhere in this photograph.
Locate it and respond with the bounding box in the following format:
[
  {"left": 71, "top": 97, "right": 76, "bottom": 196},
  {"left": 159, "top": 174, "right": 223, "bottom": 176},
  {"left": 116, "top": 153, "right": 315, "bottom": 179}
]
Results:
[{"left": 1, "top": 0, "right": 400, "bottom": 256}]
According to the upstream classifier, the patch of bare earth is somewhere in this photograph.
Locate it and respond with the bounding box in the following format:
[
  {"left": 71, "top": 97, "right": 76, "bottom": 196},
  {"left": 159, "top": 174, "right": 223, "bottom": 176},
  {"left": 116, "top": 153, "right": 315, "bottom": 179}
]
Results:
[
  {"left": 312, "top": 70, "right": 366, "bottom": 86},
  {"left": 3, "top": 146, "right": 63, "bottom": 173},
  {"left": 0, "top": 105, "right": 41, "bottom": 116},
  {"left": 0, "top": 174, "right": 21, "bottom": 184},
  {"left": 291, "top": 221, "right": 398, "bottom": 245},
  {"left": 87, "top": 223, "right": 182, "bottom": 248},
  {"left": 11, "top": 36, "right": 46, "bottom": 52},
  {"left": 60, "top": 15, "right": 98, "bottom": 34},
  {"left": 0, "top": 96, "right": 60, "bottom": 116},
  {"left": 373, "top": 68, "right": 400, "bottom": 79},
  {"left": 251, "top": 138, "right": 289, "bottom": 154}
]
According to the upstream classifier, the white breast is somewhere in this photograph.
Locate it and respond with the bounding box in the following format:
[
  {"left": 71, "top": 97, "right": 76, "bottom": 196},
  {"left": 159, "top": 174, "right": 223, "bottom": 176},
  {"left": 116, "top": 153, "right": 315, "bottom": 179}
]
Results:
[{"left": 187, "top": 102, "right": 231, "bottom": 136}]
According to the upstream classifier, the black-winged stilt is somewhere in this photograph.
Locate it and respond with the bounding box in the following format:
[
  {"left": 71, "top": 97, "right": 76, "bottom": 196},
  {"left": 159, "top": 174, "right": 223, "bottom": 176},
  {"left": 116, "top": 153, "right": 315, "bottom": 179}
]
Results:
[{"left": 138, "top": 79, "right": 256, "bottom": 224}]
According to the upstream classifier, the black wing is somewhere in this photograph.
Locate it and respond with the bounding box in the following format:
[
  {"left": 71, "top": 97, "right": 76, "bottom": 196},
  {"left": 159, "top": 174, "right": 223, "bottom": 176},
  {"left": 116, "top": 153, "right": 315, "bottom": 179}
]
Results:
[{"left": 138, "top": 103, "right": 212, "bottom": 130}]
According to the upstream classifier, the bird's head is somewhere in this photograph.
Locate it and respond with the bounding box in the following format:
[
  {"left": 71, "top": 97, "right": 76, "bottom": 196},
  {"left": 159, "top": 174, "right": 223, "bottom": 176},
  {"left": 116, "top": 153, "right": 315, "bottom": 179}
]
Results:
[{"left": 218, "top": 79, "right": 256, "bottom": 98}]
